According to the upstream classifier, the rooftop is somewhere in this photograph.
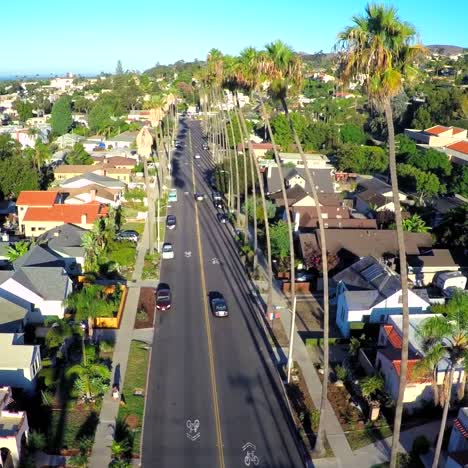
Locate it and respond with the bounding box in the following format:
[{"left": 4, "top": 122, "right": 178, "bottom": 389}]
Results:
[
  {"left": 16, "top": 191, "right": 57, "bottom": 206},
  {"left": 0, "top": 334, "right": 37, "bottom": 369},
  {"left": 60, "top": 172, "right": 126, "bottom": 188},
  {"left": 267, "top": 165, "right": 335, "bottom": 194},
  {"left": 447, "top": 140, "right": 468, "bottom": 155},
  {"left": 22, "top": 202, "right": 108, "bottom": 224}
]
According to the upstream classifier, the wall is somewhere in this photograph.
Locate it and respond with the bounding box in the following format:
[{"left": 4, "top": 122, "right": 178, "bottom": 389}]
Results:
[
  {"left": 408, "top": 266, "right": 460, "bottom": 286},
  {"left": 0, "top": 410, "right": 28, "bottom": 468},
  {"left": 93, "top": 285, "right": 128, "bottom": 329}
]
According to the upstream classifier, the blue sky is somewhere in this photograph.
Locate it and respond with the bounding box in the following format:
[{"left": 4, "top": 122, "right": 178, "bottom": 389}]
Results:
[{"left": 2, "top": 0, "right": 467, "bottom": 76}]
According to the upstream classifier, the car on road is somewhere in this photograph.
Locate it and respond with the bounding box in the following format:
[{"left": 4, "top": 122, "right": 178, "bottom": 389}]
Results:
[
  {"left": 202, "top": 143, "right": 209, "bottom": 150},
  {"left": 116, "top": 230, "right": 139, "bottom": 242},
  {"left": 156, "top": 284, "right": 172, "bottom": 311},
  {"left": 212, "top": 191, "right": 222, "bottom": 201},
  {"left": 162, "top": 243, "right": 174, "bottom": 259},
  {"left": 194, "top": 153, "right": 201, "bottom": 159},
  {"left": 194, "top": 192, "right": 204, "bottom": 201},
  {"left": 214, "top": 200, "right": 224, "bottom": 210},
  {"left": 217, "top": 213, "right": 228, "bottom": 224},
  {"left": 209, "top": 292, "right": 229, "bottom": 317},
  {"left": 168, "top": 189, "right": 178, "bottom": 202},
  {"left": 166, "top": 215, "right": 176, "bottom": 230}
]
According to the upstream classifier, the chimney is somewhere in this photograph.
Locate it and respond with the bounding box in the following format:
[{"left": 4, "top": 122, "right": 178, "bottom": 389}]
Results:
[
  {"left": 53, "top": 230, "right": 60, "bottom": 238},
  {"left": 90, "top": 189, "right": 96, "bottom": 201},
  {"left": 81, "top": 213, "right": 87, "bottom": 225}
]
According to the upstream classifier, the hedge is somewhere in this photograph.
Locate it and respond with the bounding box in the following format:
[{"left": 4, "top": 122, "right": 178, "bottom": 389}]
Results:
[{"left": 305, "top": 337, "right": 345, "bottom": 346}]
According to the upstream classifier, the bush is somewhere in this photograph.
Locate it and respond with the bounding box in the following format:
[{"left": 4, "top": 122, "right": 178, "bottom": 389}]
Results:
[
  {"left": 99, "top": 340, "right": 115, "bottom": 354},
  {"left": 412, "top": 435, "right": 430, "bottom": 456},
  {"left": 305, "top": 337, "right": 341, "bottom": 346},
  {"left": 335, "top": 365, "right": 348, "bottom": 381}
]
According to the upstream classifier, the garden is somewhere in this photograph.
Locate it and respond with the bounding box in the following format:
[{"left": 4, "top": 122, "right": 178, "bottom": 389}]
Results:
[{"left": 135, "top": 287, "right": 156, "bottom": 329}]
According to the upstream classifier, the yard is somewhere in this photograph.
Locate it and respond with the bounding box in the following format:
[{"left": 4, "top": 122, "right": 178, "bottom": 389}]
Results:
[
  {"left": 122, "top": 221, "right": 145, "bottom": 236},
  {"left": 117, "top": 340, "right": 151, "bottom": 456},
  {"left": 142, "top": 251, "right": 160, "bottom": 280},
  {"left": 135, "top": 287, "right": 156, "bottom": 329}
]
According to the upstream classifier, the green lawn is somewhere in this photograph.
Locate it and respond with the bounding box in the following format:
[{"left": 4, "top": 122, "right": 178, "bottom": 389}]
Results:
[
  {"left": 142, "top": 251, "right": 159, "bottom": 280},
  {"left": 117, "top": 341, "right": 150, "bottom": 455},
  {"left": 122, "top": 222, "right": 145, "bottom": 235},
  {"left": 345, "top": 420, "right": 393, "bottom": 450}
]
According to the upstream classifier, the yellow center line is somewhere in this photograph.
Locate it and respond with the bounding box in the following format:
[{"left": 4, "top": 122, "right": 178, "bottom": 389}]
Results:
[{"left": 190, "top": 128, "right": 225, "bottom": 468}]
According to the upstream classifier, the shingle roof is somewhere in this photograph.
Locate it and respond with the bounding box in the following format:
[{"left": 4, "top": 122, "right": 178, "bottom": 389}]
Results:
[
  {"left": 16, "top": 191, "right": 57, "bottom": 206},
  {"left": 14, "top": 266, "right": 69, "bottom": 300},
  {"left": 39, "top": 223, "right": 86, "bottom": 248},
  {"left": 266, "top": 166, "right": 334, "bottom": 194},
  {"left": 14, "top": 245, "right": 64, "bottom": 269},
  {"left": 60, "top": 173, "right": 126, "bottom": 188},
  {"left": 0, "top": 334, "right": 37, "bottom": 369},
  {"left": 0, "top": 297, "right": 27, "bottom": 332},
  {"left": 22, "top": 202, "right": 108, "bottom": 224},
  {"left": 407, "top": 249, "right": 458, "bottom": 269}
]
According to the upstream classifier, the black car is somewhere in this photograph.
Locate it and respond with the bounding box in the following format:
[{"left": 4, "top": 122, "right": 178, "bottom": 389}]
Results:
[
  {"left": 214, "top": 200, "right": 224, "bottom": 210},
  {"left": 212, "top": 191, "right": 222, "bottom": 201},
  {"left": 166, "top": 215, "right": 176, "bottom": 230},
  {"left": 116, "top": 230, "right": 139, "bottom": 242},
  {"left": 217, "top": 213, "right": 228, "bottom": 224},
  {"left": 209, "top": 292, "right": 229, "bottom": 317},
  {"left": 156, "top": 284, "right": 172, "bottom": 311}
]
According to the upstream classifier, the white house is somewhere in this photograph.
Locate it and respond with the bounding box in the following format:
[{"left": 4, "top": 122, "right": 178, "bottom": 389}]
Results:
[
  {"left": 333, "top": 256, "right": 430, "bottom": 337},
  {"left": 376, "top": 315, "right": 465, "bottom": 412},
  {"left": 447, "top": 407, "right": 468, "bottom": 468},
  {"left": 0, "top": 387, "right": 29, "bottom": 468},
  {"left": 0, "top": 334, "right": 41, "bottom": 391}
]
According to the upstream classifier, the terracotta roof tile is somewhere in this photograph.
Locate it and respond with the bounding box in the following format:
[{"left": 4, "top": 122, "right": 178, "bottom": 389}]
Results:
[
  {"left": 447, "top": 140, "right": 468, "bottom": 155},
  {"left": 452, "top": 127, "right": 466, "bottom": 135},
  {"left": 17, "top": 191, "right": 57, "bottom": 206},
  {"left": 23, "top": 202, "right": 108, "bottom": 223},
  {"left": 425, "top": 125, "right": 450, "bottom": 135},
  {"left": 384, "top": 325, "right": 402, "bottom": 349},
  {"left": 392, "top": 360, "right": 431, "bottom": 383}
]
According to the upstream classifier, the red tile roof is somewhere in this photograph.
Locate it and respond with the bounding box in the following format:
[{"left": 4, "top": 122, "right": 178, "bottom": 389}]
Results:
[
  {"left": 425, "top": 125, "right": 449, "bottom": 135},
  {"left": 392, "top": 359, "right": 431, "bottom": 383},
  {"left": 452, "top": 127, "right": 466, "bottom": 135},
  {"left": 383, "top": 325, "right": 402, "bottom": 349},
  {"left": 447, "top": 140, "right": 468, "bottom": 155},
  {"left": 23, "top": 202, "right": 108, "bottom": 223},
  {"left": 17, "top": 191, "right": 57, "bottom": 207}
]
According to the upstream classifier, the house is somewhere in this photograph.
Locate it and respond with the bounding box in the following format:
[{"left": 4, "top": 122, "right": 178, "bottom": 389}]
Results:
[
  {"left": 91, "top": 156, "right": 136, "bottom": 170},
  {"left": 54, "top": 133, "right": 85, "bottom": 150},
  {"left": 127, "top": 110, "right": 151, "bottom": 122},
  {"left": 48, "top": 185, "right": 121, "bottom": 207},
  {"left": 53, "top": 163, "right": 131, "bottom": 184},
  {"left": 16, "top": 191, "right": 59, "bottom": 227},
  {"left": 105, "top": 131, "right": 138, "bottom": 149},
  {"left": 405, "top": 125, "right": 467, "bottom": 148},
  {"left": 38, "top": 223, "right": 87, "bottom": 275},
  {"left": 447, "top": 408, "right": 468, "bottom": 468},
  {"left": 443, "top": 140, "right": 468, "bottom": 166},
  {"left": 236, "top": 142, "right": 279, "bottom": 159},
  {"left": 261, "top": 152, "right": 333, "bottom": 169},
  {"left": 355, "top": 176, "right": 408, "bottom": 214},
  {"left": 0, "top": 245, "right": 73, "bottom": 321},
  {"left": 0, "top": 296, "right": 29, "bottom": 333},
  {"left": 299, "top": 229, "right": 433, "bottom": 270},
  {"left": 0, "top": 386, "right": 29, "bottom": 467},
  {"left": 50, "top": 76, "right": 74, "bottom": 92},
  {"left": 333, "top": 256, "right": 431, "bottom": 337},
  {"left": 10, "top": 127, "right": 49, "bottom": 149},
  {"left": 265, "top": 165, "right": 336, "bottom": 195},
  {"left": 407, "top": 249, "right": 460, "bottom": 286},
  {"left": 376, "top": 315, "right": 465, "bottom": 412},
  {"left": 21, "top": 202, "right": 108, "bottom": 237},
  {"left": 0, "top": 334, "right": 41, "bottom": 391},
  {"left": 82, "top": 136, "right": 105, "bottom": 152},
  {"left": 58, "top": 172, "right": 126, "bottom": 192}
]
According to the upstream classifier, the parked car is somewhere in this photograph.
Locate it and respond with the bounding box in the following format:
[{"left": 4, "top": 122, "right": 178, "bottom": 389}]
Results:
[
  {"left": 209, "top": 292, "right": 229, "bottom": 317},
  {"left": 214, "top": 200, "right": 224, "bottom": 210},
  {"left": 162, "top": 243, "right": 174, "bottom": 259},
  {"left": 156, "top": 284, "right": 172, "bottom": 311},
  {"left": 212, "top": 191, "right": 222, "bottom": 201},
  {"left": 194, "top": 192, "right": 204, "bottom": 201},
  {"left": 217, "top": 213, "right": 228, "bottom": 224},
  {"left": 116, "top": 230, "right": 139, "bottom": 242},
  {"left": 168, "top": 189, "right": 178, "bottom": 202},
  {"left": 202, "top": 143, "right": 209, "bottom": 150},
  {"left": 166, "top": 215, "right": 176, "bottom": 230},
  {"left": 194, "top": 153, "right": 201, "bottom": 159}
]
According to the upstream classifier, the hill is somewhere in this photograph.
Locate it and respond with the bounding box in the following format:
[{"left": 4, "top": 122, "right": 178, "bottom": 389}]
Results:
[{"left": 426, "top": 45, "right": 466, "bottom": 55}]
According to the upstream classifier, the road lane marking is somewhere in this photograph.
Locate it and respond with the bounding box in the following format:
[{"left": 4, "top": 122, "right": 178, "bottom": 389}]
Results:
[{"left": 190, "top": 127, "right": 225, "bottom": 468}]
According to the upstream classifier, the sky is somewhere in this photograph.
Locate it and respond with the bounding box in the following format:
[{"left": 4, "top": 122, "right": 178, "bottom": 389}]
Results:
[{"left": 2, "top": 0, "right": 467, "bottom": 76}]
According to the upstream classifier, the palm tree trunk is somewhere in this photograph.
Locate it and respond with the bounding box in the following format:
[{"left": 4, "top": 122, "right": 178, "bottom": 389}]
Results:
[
  {"left": 385, "top": 100, "right": 411, "bottom": 468},
  {"left": 261, "top": 100, "right": 296, "bottom": 380},
  {"left": 226, "top": 109, "right": 241, "bottom": 222},
  {"left": 432, "top": 366, "right": 454, "bottom": 468},
  {"left": 238, "top": 109, "right": 273, "bottom": 320},
  {"left": 142, "top": 155, "right": 154, "bottom": 255},
  {"left": 249, "top": 141, "right": 258, "bottom": 271},
  {"left": 280, "top": 96, "right": 329, "bottom": 455}
]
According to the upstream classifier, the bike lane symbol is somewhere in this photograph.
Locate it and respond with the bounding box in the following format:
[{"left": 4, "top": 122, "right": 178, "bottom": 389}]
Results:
[
  {"left": 242, "top": 442, "right": 260, "bottom": 466},
  {"left": 186, "top": 419, "right": 200, "bottom": 441}
]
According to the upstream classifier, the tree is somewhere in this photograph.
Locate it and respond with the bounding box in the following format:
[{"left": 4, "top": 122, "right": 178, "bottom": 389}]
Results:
[
  {"left": 415, "top": 292, "right": 468, "bottom": 468},
  {"left": 66, "top": 358, "right": 110, "bottom": 400},
  {"left": 115, "top": 59, "right": 124, "bottom": 76},
  {"left": 337, "top": 144, "right": 388, "bottom": 173},
  {"left": 50, "top": 97, "right": 73, "bottom": 136},
  {"left": 340, "top": 123, "right": 366, "bottom": 144},
  {"left": 434, "top": 205, "right": 468, "bottom": 249},
  {"left": 0, "top": 156, "right": 39, "bottom": 197},
  {"left": 270, "top": 112, "right": 308, "bottom": 150},
  {"left": 395, "top": 134, "right": 418, "bottom": 161},
  {"left": 65, "top": 143, "right": 93, "bottom": 165},
  {"left": 359, "top": 374, "right": 384, "bottom": 403},
  {"left": 0, "top": 134, "right": 21, "bottom": 160},
  {"left": 406, "top": 148, "right": 452, "bottom": 178},
  {"left": 5, "top": 240, "right": 29, "bottom": 262},
  {"left": 449, "top": 165, "right": 468, "bottom": 197},
  {"left": 397, "top": 163, "right": 444, "bottom": 203},
  {"left": 270, "top": 220, "right": 290, "bottom": 261},
  {"left": 13, "top": 100, "right": 34, "bottom": 123},
  {"left": 402, "top": 214, "right": 429, "bottom": 233},
  {"left": 88, "top": 101, "right": 117, "bottom": 134},
  {"left": 243, "top": 197, "right": 276, "bottom": 223},
  {"left": 45, "top": 318, "right": 79, "bottom": 357},
  {"left": 25, "top": 140, "right": 51, "bottom": 169},
  {"left": 337, "top": 5, "right": 426, "bottom": 467}
]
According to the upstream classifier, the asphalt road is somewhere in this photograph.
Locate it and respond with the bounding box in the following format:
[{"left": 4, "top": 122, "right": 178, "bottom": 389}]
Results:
[{"left": 142, "top": 117, "right": 305, "bottom": 468}]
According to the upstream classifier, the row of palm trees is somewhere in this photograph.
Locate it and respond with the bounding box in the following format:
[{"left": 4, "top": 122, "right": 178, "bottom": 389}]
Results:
[{"left": 192, "top": 4, "right": 460, "bottom": 467}]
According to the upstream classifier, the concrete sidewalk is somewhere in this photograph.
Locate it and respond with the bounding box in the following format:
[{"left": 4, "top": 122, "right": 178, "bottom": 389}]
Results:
[{"left": 89, "top": 222, "right": 150, "bottom": 468}]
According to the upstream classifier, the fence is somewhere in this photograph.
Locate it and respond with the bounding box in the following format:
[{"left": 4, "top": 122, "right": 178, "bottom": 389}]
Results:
[{"left": 93, "top": 285, "right": 128, "bottom": 329}]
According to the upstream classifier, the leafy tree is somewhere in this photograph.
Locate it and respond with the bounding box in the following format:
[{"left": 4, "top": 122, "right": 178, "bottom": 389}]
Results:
[
  {"left": 270, "top": 112, "right": 308, "bottom": 150},
  {"left": 397, "top": 163, "right": 444, "bottom": 203},
  {"left": 65, "top": 143, "right": 93, "bottom": 165},
  {"left": 395, "top": 134, "right": 418, "bottom": 161},
  {"left": 402, "top": 214, "right": 429, "bottom": 233},
  {"left": 24, "top": 140, "right": 51, "bottom": 169},
  {"left": 406, "top": 148, "right": 452, "bottom": 178},
  {"left": 434, "top": 205, "right": 468, "bottom": 248},
  {"left": 270, "top": 221, "right": 290, "bottom": 265},
  {"left": 337, "top": 144, "right": 388, "bottom": 173},
  {"left": 243, "top": 197, "right": 276, "bottom": 223},
  {"left": 449, "top": 165, "right": 468, "bottom": 197},
  {"left": 340, "top": 123, "right": 366, "bottom": 145},
  {"left": 13, "top": 99, "right": 34, "bottom": 122},
  {"left": 6, "top": 240, "right": 30, "bottom": 262},
  {"left": 302, "top": 121, "right": 337, "bottom": 151},
  {"left": 415, "top": 292, "right": 468, "bottom": 468},
  {"left": 73, "top": 96, "right": 92, "bottom": 114},
  {"left": 0, "top": 134, "right": 21, "bottom": 160},
  {"left": 0, "top": 156, "right": 39, "bottom": 197},
  {"left": 50, "top": 96, "right": 73, "bottom": 136},
  {"left": 115, "top": 59, "right": 124, "bottom": 75},
  {"left": 66, "top": 358, "right": 110, "bottom": 400},
  {"left": 88, "top": 101, "right": 117, "bottom": 134},
  {"left": 27, "top": 431, "right": 46, "bottom": 452}
]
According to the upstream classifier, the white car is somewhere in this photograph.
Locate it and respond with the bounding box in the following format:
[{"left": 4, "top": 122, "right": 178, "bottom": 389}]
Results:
[
  {"left": 194, "top": 154, "right": 201, "bottom": 159},
  {"left": 162, "top": 243, "right": 174, "bottom": 259}
]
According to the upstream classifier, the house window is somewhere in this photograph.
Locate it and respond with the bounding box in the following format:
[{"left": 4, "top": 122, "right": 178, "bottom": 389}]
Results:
[
  {"left": 20, "top": 207, "right": 24, "bottom": 211},
  {"left": 38, "top": 227, "right": 45, "bottom": 231},
  {"left": 31, "top": 227, "right": 36, "bottom": 232}
]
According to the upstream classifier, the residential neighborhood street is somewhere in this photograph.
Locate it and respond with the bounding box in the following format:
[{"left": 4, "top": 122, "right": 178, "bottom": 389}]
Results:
[{"left": 141, "top": 119, "right": 305, "bottom": 467}]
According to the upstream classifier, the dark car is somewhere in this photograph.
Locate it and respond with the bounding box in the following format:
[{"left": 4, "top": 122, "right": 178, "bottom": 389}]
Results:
[
  {"left": 296, "top": 270, "right": 314, "bottom": 282},
  {"left": 116, "top": 230, "right": 139, "bottom": 242},
  {"left": 156, "top": 284, "right": 172, "bottom": 311},
  {"left": 209, "top": 292, "right": 229, "bottom": 317},
  {"left": 202, "top": 143, "right": 209, "bottom": 150},
  {"left": 217, "top": 213, "right": 228, "bottom": 224},
  {"left": 166, "top": 215, "right": 176, "bottom": 230},
  {"left": 214, "top": 200, "right": 224, "bottom": 210},
  {"left": 212, "top": 191, "right": 222, "bottom": 201},
  {"left": 194, "top": 192, "right": 204, "bottom": 201}
]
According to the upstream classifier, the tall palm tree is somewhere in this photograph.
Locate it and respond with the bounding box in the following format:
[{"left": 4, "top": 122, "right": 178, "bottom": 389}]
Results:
[
  {"left": 66, "top": 359, "right": 110, "bottom": 401},
  {"left": 416, "top": 292, "right": 468, "bottom": 468},
  {"left": 260, "top": 40, "right": 330, "bottom": 454},
  {"left": 337, "top": 6, "right": 426, "bottom": 466}
]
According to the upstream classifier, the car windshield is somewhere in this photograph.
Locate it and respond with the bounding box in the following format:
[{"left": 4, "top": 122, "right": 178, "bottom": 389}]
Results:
[
  {"left": 214, "top": 300, "right": 226, "bottom": 310},
  {"left": 158, "top": 292, "right": 170, "bottom": 301},
  {"left": 163, "top": 244, "right": 172, "bottom": 251}
]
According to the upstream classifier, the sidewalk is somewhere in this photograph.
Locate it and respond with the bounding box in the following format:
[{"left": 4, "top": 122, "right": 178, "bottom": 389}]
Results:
[{"left": 88, "top": 222, "right": 150, "bottom": 468}]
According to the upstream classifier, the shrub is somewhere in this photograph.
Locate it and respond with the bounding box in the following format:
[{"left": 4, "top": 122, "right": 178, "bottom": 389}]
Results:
[
  {"left": 99, "top": 340, "right": 115, "bottom": 354},
  {"left": 412, "top": 435, "right": 430, "bottom": 456},
  {"left": 136, "top": 309, "right": 148, "bottom": 322},
  {"left": 335, "top": 365, "right": 348, "bottom": 381},
  {"left": 305, "top": 337, "right": 341, "bottom": 346}
]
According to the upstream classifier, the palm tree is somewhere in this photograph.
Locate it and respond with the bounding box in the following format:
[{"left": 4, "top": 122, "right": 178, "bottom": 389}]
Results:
[
  {"left": 6, "top": 240, "right": 29, "bottom": 262},
  {"left": 337, "top": 6, "right": 426, "bottom": 465},
  {"left": 402, "top": 214, "right": 429, "bottom": 233},
  {"left": 260, "top": 40, "right": 330, "bottom": 455},
  {"left": 66, "top": 359, "right": 110, "bottom": 401},
  {"left": 415, "top": 292, "right": 468, "bottom": 468}
]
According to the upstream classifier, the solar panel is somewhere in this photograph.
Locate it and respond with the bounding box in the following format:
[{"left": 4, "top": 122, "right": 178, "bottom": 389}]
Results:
[{"left": 361, "top": 264, "right": 384, "bottom": 282}]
